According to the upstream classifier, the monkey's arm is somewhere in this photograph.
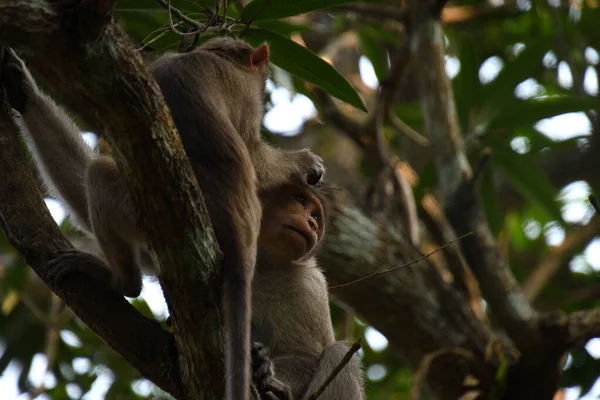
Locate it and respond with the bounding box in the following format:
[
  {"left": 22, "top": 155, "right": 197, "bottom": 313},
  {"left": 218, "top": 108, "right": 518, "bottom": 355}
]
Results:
[
  {"left": 1, "top": 49, "right": 94, "bottom": 232},
  {"left": 2, "top": 49, "right": 145, "bottom": 297},
  {"left": 254, "top": 344, "right": 363, "bottom": 400},
  {"left": 252, "top": 145, "right": 325, "bottom": 189}
]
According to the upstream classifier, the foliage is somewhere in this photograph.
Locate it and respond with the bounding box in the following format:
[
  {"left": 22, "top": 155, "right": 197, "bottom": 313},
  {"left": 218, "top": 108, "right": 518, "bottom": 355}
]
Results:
[{"left": 2, "top": 0, "right": 600, "bottom": 399}]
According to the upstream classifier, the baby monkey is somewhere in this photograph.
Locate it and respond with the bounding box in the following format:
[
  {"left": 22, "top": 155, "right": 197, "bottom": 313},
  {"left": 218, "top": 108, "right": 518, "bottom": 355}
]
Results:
[
  {"left": 250, "top": 183, "right": 364, "bottom": 400},
  {"left": 1, "top": 38, "right": 323, "bottom": 400}
]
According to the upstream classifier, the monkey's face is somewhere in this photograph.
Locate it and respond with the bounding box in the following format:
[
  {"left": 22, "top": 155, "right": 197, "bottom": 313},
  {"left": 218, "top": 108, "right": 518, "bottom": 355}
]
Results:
[{"left": 258, "top": 184, "right": 325, "bottom": 263}]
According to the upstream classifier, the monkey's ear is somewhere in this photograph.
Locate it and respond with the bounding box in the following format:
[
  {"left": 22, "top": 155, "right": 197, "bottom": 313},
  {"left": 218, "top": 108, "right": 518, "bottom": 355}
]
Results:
[{"left": 250, "top": 44, "right": 269, "bottom": 71}]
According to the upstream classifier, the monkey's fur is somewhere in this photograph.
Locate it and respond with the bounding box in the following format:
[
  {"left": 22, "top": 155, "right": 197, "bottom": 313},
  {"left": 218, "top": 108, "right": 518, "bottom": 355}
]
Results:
[
  {"left": 1, "top": 38, "right": 326, "bottom": 400},
  {"left": 249, "top": 183, "right": 364, "bottom": 399}
]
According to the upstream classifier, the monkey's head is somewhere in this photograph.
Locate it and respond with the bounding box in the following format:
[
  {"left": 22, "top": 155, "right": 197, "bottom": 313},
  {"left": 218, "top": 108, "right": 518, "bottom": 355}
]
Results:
[
  {"left": 258, "top": 184, "right": 328, "bottom": 264},
  {"left": 200, "top": 37, "right": 270, "bottom": 82}
]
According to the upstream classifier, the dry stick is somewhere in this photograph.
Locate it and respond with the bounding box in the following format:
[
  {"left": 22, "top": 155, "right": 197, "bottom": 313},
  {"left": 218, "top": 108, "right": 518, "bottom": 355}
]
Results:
[
  {"left": 155, "top": 0, "right": 203, "bottom": 29},
  {"left": 307, "top": 339, "right": 362, "bottom": 400},
  {"left": 363, "top": 42, "right": 421, "bottom": 247},
  {"left": 329, "top": 233, "right": 473, "bottom": 289},
  {"left": 387, "top": 109, "right": 430, "bottom": 147},
  {"left": 137, "top": 27, "right": 174, "bottom": 52}
]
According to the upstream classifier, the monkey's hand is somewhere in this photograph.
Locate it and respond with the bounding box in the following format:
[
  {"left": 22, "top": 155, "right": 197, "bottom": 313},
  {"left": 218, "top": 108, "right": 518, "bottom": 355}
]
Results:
[
  {"left": 46, "top": 249, "right": 114, "bottom": 291},
  {"left": 289, "top": 149, "right": 324, "bottom": 186},
  {"left": 252, "top": 342, "right": 293, "bottom": 400},
  {"left": 0, "top": 48, "right": 37, "bottom": 113}
]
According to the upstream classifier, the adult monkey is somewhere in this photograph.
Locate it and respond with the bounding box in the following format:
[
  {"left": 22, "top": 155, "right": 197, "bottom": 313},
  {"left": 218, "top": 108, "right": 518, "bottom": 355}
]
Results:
[
  {"left": 251, "top": 183, "right": 365, "bottom": 400},
  {"left": 1, "top": 38, "right": 324, "bottom": 400}
]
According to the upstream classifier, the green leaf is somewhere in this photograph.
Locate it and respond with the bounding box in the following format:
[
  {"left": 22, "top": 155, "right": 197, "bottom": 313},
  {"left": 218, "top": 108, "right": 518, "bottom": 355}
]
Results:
[
  {"left": 244, "top": 28, "right": 367, "bottom": 111},
  {"left": 357, "top": 24, "right": 389, "bottom": 82},
  {"left": 241, "top": 0, "right": 382, "bottom": 22},
  {"left": 490, "top": 143, "right": 562, "bottom": 222},
  {"left": 452, "top": 32, "right": 483, "bottom": 132},
  {"left": 488, "top": 96, "right": 600, "bottom": 130},
  {"left": 482, "top": 40, "right": 548, "bottom": 110}
]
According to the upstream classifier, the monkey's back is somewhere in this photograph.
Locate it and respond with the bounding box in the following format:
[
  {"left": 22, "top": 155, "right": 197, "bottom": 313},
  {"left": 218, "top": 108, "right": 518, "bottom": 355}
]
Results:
[{"left": 151, "top": 48, "right": 261, "bottom": 261}]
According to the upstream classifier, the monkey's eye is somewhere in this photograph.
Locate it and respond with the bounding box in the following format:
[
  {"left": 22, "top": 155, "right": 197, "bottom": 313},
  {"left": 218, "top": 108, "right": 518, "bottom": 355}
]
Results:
[{"left": 293, "top": 195, "right": 307, "bottom": 207}]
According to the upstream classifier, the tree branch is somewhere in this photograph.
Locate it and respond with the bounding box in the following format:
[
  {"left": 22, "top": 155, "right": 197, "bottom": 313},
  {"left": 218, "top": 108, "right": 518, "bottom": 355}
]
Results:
[
  {"left": 523, "top": 215, "right": 600, "bottom": 301},
  {"left": 0, "top": 2, "right": 225, "bottom": 398},
  {"left": 322, "top": 192, "right": 501, "bottom": 400},
  {"left": 0, "top": 97, "right": 183, "bottom": 397},
  {"left": 408, "top": 0, "right": 539, "bottom": 349}
]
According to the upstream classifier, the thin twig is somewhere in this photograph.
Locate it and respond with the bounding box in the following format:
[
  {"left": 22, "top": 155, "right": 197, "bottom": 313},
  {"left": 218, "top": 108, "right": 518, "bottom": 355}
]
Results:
[
  {"left": 155, "top": 0, "right": 203, "bottom": 28},
  {"left": 166, "top": 0, "right": 207, "bottom": 36},
  {"left": 329, "top": 233, "right": 473, "bottom": 289},
  {"left": 307, "top": 339, "right": 362, "bottom": 400},
  {"left": 21, "top": 293, "right": 50, "bottom": 325},
  {"left": 387, "top": 109, "right": 430, "bottom": 147},
  {"left": 137, "top": 27, "right": 173, "bottom": 52}
]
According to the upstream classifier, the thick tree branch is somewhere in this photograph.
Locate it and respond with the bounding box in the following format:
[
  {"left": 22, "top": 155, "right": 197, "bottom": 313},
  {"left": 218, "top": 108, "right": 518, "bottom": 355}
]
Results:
[
  {"left": 0, "top": 100, "right": 183, "bottom": 397},
  {"left": 321, "top": 192, "right": 501, "bottom": 400},
  {"left": 0, "top": 2, "right": 224, "bottom": 398},
  {"left": 409, "top": 2, "right": 539, "bottom": 349}
]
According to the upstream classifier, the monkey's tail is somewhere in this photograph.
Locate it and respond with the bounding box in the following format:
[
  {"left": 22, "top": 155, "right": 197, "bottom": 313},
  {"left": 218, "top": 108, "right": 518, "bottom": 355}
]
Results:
[{"left": 223, "top": 255, "right": 253, "bottom": 400}]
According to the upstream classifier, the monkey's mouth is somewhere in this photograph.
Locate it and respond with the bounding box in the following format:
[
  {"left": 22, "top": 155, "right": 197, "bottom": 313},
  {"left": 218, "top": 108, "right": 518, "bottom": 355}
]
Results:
[{"left": 282, "top": 224, "right": 310, "bottom": 247}]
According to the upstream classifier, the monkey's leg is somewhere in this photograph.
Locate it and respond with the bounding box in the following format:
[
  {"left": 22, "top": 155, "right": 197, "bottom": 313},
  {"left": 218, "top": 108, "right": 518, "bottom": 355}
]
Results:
[
  {"left": 85, "top": 157, "right": 144, "bottom": 297},
  {"left": 300, "top": 342, "right": 364, "bottom": 400}
]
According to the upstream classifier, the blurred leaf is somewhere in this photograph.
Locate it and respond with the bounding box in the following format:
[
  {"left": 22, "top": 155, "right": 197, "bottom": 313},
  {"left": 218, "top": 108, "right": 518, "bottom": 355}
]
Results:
[
  {"left": 357, "top": 24, "right": 389, "bottom": 82},
  {"left": 490, "top": 143, "right": 562, "bottom": 222},
  {"left": 561, "top": 347, "right": 600, "bottom": 396},
  {"left": 254, "top": 20, "right": 308, "bottom": 35},
  {"left": 488, "top": 96, "right": 600, "bottom": 130},
  {"left": 241, "top": 0, "right": 382, "bottom": 22},
  {"left": 244, "top": 28, "right": 367, "bottom": 111},
  {"left": 482, "top": 40, "right": 548, "bottom": 111},
  {"left": 2, "top": 259, "right": 29, "bottom": 293},
  {"left": 452, "top": 32, "right": 483, "bottom": 132}
]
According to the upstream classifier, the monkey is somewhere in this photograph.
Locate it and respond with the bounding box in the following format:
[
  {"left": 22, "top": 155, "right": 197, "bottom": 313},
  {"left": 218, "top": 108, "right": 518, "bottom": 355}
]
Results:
[
  {"left": 248, "top": 183, "right": 364, "bottom": 400},
  {"left": 1, "top": 38, "right": 324, "bottom": 400}
]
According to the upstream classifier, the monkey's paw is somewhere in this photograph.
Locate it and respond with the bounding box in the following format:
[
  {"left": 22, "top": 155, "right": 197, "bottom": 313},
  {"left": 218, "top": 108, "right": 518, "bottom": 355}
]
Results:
[
  {"left": 46, "top": 249, "right": 114, "bottom": 290},
  {"left": 251, "top": 342, "right": 293, "bottom": 400},
  {"left": 1, "top": 48, "right": 36, "bottom": 113},
  {"left": 290, "top": 149, "right": 325, "bottom": 186}
]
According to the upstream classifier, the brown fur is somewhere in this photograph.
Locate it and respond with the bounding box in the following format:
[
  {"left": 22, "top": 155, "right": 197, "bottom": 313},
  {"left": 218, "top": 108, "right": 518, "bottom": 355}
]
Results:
[
  {"left": 1, "top": 39, "right": 324, "bottom": 400},
  {"left": 251, "top": 184, "right": 364, "bottom": 399}
]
